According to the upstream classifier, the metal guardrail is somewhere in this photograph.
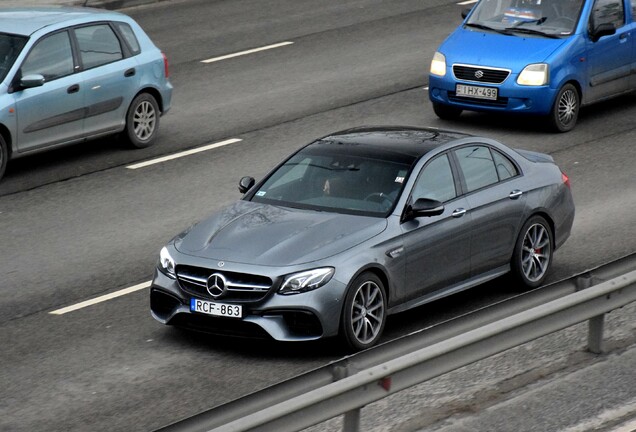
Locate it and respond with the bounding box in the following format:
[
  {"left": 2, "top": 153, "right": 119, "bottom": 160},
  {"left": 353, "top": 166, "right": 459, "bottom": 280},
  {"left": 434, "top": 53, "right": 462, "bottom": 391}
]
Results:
[{"left": 156, "top": 254, "right": 636, "bottom": 432}]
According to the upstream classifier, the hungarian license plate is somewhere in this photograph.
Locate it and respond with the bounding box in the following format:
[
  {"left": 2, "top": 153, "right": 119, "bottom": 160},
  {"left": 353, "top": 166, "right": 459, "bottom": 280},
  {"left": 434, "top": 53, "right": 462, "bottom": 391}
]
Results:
[
  {"left": 456, "top": 84, "right": 498, "bottom": 100},
  {"left": 190, "top": 298, "right": 242, "bottom": 318}
]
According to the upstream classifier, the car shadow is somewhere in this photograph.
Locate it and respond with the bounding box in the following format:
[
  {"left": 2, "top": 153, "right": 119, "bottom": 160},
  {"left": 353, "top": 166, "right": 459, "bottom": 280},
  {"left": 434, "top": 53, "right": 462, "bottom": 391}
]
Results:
[{"left": 431, "top": 93, "right": 636, "bottom": 134}]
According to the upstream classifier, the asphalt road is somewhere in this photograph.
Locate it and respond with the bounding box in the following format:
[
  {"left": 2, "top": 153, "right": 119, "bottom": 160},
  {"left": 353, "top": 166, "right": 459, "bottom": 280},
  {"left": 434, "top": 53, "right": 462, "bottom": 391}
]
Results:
[{"left": 1, "top": 1, "right": 635, "bottom": 431}]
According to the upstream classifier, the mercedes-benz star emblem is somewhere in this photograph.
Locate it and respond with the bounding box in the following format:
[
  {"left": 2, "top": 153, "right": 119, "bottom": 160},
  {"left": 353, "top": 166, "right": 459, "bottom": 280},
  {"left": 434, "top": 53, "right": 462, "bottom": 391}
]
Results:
[
  {"left": 474, "top": 70, "right": 484, "bottom": 79},
  {"left": 207, "top": 273, "right": 227, "bottom": 298}
]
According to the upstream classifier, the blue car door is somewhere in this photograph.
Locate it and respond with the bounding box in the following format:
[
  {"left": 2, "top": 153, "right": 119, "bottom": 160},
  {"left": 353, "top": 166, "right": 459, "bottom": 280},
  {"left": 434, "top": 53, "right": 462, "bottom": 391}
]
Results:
[
  {"left": 14, "top": 30, "right": 85, "bottom": 152},
  {"left": 585, "top": 0, "right": 633, "bottom": 102},
  {"left": 74, "top": 23, "right": 140, "bottom": 137}
]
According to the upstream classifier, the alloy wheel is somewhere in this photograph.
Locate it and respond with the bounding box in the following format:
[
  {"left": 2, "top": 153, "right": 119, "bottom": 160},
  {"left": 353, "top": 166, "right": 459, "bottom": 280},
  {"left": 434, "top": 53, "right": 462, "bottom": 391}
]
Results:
[
  {"left": 133, "top": 100, "right": 156, "bottom": 141},
  {"left": 521, "top": 223, "right": 552, "bottom": 283},
  {"left": 350, "top": 280, "right": 385, "bottom": 345},
  {"left": 557, "top": 88, "right": 577, "bottom": 127}
]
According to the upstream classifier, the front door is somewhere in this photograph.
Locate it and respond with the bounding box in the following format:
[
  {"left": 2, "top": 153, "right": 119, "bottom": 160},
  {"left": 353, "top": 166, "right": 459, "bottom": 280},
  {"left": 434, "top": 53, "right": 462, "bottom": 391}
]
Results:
[
  {"left": 401, "top": 153, "right": 472, "bottom": 302},
  {"left": 14, "top": 30, "right": 85, "bottom": 152},
  {"left": 585, "top": 0, "right": 632, "bottom": 102}
]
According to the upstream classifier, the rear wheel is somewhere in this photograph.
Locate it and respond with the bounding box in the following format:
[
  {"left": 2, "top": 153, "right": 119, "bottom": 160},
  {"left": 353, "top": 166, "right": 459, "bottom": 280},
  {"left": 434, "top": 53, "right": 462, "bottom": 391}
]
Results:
[
  {"left": 433, "top": 102, "right": 462, "bottom": 120},
  {"left": 124, "top": 93, "right": 160, "bottom": 148},
  {"left": 548, "top": 83, "right": 579, "bottom": 132},
  {"left": 0, "top": 134, "right": 7, "bottom": 182},
  {"left": 340, "top": 272, "right": 387, "bottom": 351},
  {"left": 511, "top": 216, "right": 554, "bottom": 288}
]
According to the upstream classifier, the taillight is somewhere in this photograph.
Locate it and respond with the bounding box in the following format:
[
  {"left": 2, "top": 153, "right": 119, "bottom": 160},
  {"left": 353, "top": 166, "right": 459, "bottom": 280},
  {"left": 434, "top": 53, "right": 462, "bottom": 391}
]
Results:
[
  {"left": 561, "top": 172, "right": 571, "bottom": 188},
  {"left": 162, "top": 52, "right": 170, "bottom": 78}
]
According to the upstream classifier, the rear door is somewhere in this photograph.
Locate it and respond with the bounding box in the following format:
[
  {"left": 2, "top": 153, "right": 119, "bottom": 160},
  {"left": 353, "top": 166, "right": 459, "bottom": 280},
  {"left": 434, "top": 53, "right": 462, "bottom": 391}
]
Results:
[
  {"left": 452, "top": 144, "right": 526, "bottom": 277},
  {"left": 74, "top": 22, "right": 140, "bottom": 137}
]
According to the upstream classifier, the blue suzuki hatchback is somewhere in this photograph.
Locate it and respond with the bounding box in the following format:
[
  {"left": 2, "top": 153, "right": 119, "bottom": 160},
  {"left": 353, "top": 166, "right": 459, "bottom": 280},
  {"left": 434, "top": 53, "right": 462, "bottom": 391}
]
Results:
[
  {"left": 429, "top": 0, "right": 635, "bottom": 132},
  {"left": 0, "top": 7, "right": 172, "bottom": 181}
]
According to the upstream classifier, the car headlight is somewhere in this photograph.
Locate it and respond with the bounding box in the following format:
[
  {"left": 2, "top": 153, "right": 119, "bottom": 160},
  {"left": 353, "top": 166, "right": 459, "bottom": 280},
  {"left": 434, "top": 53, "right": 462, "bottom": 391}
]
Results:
[
  {"left": 279, "top": 268, "right": 335, "bottom": 295},
  {"left": 430, "top": 52, "right": 447, "bottom": 77},
  {"left": 159, "top": 246, "right": 176, "bottom": 278},
  {"left": 517, "top": 63, "right": 549, "bottom": 86}
]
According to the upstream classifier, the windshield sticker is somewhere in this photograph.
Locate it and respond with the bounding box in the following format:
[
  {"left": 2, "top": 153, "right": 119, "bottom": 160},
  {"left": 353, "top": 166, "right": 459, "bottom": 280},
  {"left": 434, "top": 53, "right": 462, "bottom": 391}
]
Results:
[
  {"left": 256, "top": 191, "right": 266, "bottom": 197},
  {"left": 395, "top": 176, "right": 405, "bottom": 184}
]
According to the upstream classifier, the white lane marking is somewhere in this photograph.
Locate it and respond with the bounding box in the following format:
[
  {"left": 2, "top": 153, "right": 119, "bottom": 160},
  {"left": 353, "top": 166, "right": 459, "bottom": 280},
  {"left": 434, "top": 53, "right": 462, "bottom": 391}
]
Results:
[
  {"left": 49, "top": 281, "right": 151, "bottom": 315},
  {"left": 126, "top": 138, "right": 242, "bottom": 169},
  {"left": 201, "top": 41, "right": 294, "bottom": 64},
  {"left": 458, "top": 0, "right": 478, "bottom": 4}
]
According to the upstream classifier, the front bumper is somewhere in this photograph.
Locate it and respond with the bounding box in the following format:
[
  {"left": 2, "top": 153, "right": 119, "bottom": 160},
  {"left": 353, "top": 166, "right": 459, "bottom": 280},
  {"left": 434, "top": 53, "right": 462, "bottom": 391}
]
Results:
[
  {"left": 150, "top": 266, "right": 347, "bottom": 342},
  {"left": 429, "top": 73, "right": 558, "bottom": 115}
]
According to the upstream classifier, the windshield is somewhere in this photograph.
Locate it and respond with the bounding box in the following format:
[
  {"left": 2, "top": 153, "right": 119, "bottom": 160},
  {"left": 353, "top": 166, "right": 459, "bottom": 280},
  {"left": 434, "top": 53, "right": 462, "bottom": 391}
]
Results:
[
  {"left": 467, "top": 0, "right": 584, "bottom": 36},
  {"left": 250, "top": 143, "right": 413, "bottom": 217},
  {"left": 0, "top": 33, "right": 27, "bottom": 83}
]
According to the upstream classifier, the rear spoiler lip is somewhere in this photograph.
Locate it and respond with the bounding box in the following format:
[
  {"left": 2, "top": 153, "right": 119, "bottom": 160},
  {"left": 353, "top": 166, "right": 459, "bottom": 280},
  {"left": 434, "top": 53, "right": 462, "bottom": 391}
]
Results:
[{"left": 514, "top": 148, "right": 555, "bottom": 164}]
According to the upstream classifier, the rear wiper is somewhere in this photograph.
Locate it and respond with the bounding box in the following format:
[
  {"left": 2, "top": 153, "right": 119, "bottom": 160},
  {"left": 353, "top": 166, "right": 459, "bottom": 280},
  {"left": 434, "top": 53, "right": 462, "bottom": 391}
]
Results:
[
  {"left": 465, "top": 22, "right": 513, "bottom": 36},
  {"left": 504, "top": 27, "right": 560, "bottom": 38}
]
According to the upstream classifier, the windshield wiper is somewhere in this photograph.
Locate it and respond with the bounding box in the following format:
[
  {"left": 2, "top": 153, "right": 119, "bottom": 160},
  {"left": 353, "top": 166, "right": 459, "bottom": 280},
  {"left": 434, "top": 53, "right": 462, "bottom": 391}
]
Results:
[
  {"left": 504, "top": 27, "right": 560, "bottom": 38},
  {"left": 465, "top": 22, "right": 513, "bottom": 36}
]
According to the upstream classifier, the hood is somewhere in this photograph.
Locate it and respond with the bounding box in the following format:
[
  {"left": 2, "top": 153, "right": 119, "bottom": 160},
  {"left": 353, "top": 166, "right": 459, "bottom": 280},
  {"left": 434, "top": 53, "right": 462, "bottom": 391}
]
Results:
[
  {"left": 174, "top": 200, "right": 387, "bottom": 266},
  {"left": 442, "top": 28, "right": 568, "bottom": 71}
]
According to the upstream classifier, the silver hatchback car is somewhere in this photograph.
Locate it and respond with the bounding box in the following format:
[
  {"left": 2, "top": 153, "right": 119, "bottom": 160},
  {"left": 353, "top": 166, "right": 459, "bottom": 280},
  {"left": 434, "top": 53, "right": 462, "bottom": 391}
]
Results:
[{"left": 0, "top": 7, "right": 173, "bottom": 181}]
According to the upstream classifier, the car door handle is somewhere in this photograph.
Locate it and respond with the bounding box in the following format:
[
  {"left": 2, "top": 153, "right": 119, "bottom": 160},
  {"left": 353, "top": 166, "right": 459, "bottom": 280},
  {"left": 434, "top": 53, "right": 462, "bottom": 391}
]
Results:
[
  {"left": 509, "top": 190, "right": 523, "bottom": 199},
  {"left": 451, "top": 208, "right": 467, "bottom": 218},
  {"left": 67, "top": 84, "right": 80, "bottom": 94},
  {"left": 124, "top": 68, "right": 136, "bottom": 77}
]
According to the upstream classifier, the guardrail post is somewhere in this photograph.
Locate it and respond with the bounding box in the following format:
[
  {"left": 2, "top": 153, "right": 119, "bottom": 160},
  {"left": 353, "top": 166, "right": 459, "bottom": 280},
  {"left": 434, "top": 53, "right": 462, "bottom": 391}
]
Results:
[
  {"left": 588, "top": 314, "right": 605, "bottom": 354},
  {"left": 342, "top": 408, "right": 361, "bottom": 432}
]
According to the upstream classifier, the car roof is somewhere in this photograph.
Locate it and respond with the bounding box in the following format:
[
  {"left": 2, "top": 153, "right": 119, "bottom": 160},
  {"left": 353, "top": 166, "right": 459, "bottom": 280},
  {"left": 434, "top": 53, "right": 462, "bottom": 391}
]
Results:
[
  {"left": 316, "top": 126, "right": 473, "bottom": 161},
  {"left": 0, "top": 7, "right": 118, "bottom": 37}
]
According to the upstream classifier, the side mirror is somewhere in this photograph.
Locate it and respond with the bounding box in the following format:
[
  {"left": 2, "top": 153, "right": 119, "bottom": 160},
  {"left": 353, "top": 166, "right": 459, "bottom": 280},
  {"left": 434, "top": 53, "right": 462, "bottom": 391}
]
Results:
[
  {"left": 403, "top": 198, "right": 444, "bottom": 222},
  {"left": 238, "top": 176, "right": 255, "bottom": 194},
  {"left": 20, "top": 74, "right": 45, "bottom": 89},
  {"left": 590, "top": 22, "right": 615, "bottom": 42},
  {"left": 461, "top": 7, "right": 472, "bottom": 19}
]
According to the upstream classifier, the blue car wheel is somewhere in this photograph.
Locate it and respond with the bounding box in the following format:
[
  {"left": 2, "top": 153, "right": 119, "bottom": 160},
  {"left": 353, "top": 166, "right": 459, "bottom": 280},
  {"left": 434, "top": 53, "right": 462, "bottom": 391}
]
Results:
[{"left": 549, "top": 83, "right": 579, "bottom": 133}]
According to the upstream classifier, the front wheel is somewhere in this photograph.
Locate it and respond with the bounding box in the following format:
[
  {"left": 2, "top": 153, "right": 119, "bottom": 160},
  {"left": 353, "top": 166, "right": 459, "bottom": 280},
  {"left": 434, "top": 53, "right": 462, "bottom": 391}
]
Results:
[
  {"left": 511, "top": 216, "right": 554, "bottom": 288},
  {"left": 432, "top": 102, "right": 462, "bottom": 120},
  {"left": 340, "top": 272, "right": 387, "bottom": 351},
  {"left": 548, "top": 83, "right": 579, "bottom": 132},
  {"left": 124, "top": 93, "right": 160, "bottom": 148}
]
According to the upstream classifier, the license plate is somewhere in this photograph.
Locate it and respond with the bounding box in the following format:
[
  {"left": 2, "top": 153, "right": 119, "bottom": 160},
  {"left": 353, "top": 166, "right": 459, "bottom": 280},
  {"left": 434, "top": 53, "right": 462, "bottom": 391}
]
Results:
[
  {"left": 456, "top": 84, "right": 498, "bottom": 100},
  {"left": 190, "top": 298, "right": 242, "bottom": 318}
]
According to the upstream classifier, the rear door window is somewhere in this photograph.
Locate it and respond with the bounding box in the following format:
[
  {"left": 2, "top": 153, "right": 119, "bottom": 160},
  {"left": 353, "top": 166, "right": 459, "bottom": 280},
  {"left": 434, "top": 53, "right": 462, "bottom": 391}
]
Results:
[
  {"left": 75, "top": 24, "right": 123, "bottom": 69},
  {"left": 455, "top": 145, "right": 500, "bottom": 192}
]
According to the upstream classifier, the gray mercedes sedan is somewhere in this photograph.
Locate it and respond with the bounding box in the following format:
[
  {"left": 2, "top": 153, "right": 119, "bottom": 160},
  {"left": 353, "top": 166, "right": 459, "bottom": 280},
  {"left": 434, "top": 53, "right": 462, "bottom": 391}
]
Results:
[{"left": 150, "top": 126, "right": 575, "bottom": 351}]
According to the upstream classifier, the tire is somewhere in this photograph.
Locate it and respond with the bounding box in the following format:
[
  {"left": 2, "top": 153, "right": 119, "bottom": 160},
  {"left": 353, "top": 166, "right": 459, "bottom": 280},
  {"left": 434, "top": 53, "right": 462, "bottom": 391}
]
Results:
[
  {"left": 0, "top": 134, "right": 7, "bottom": 182},
  {"left": 124, "top": 93, "right": 160, "bottom": 148},
  {"left": 433, "top": 102, "right": 462, "bottom": 120},
  {"left": 511, "top": 216, "right": 554, "bottom": 289},
  {"left": 340, "top": 272, "right": 387, "bottom": 351},
  {"left": 548, "top": 83, "right": 579, "bottom": 132}
]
